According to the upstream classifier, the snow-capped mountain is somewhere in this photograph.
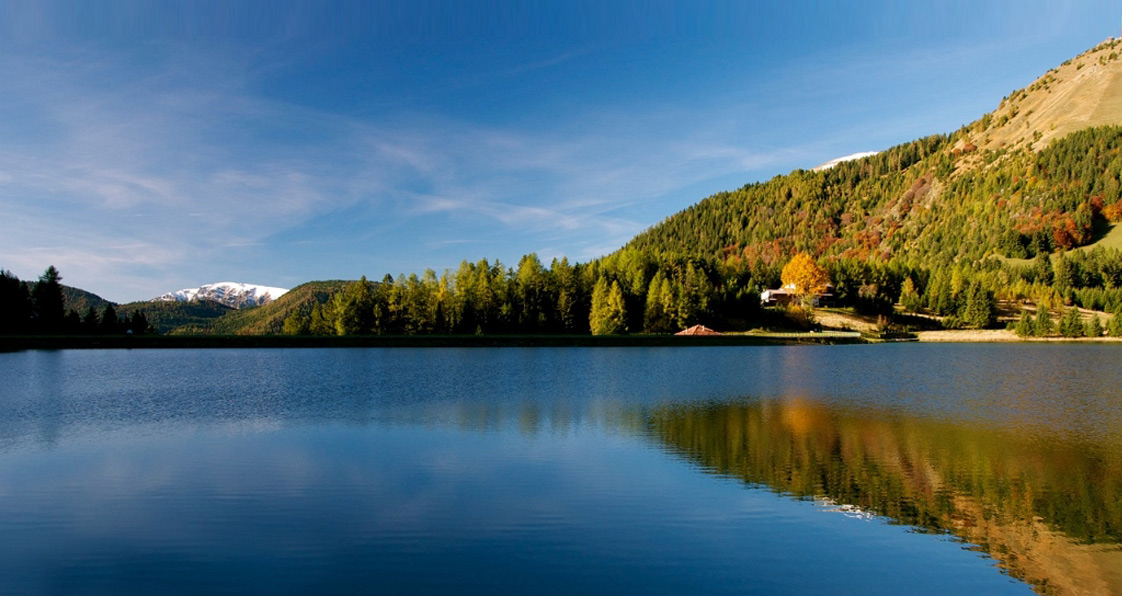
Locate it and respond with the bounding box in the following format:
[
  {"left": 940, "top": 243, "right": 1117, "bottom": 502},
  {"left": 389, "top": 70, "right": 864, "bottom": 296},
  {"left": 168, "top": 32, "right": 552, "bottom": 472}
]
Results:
[
  {"left": 154, "top": 282, "right": 289, "bottom": 309},
  {"left": 811, "top": 151, "right": 879, "bottom": 172}
]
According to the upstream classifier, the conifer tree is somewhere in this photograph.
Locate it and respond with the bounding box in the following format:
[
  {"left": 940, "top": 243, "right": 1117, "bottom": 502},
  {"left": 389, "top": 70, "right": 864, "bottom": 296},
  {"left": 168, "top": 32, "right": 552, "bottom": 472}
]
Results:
[
  {"left": 1059, "top": 307, "right": 1083, "bottom": 338},
  {"left": 899, "top": 277, "right": 923, "bottom": 313},
  {"left": 1085, "top": 315, "right": 1104, "bottom": 338},
  {"left": 1053, "top": 253, "right": 1075, "bottom": 298},
  {"left": 334, "top": 276, "right": 375, "bottom": 335},
  {"left": 1108, "top": 314, "right": 1122, "bottom": 337},
  {"left": 0, "top": 270, "right": 33, "bottom": 334},
  {"left": 1034, "top": 307, "right": 1054, "bottom": 337},
  {"left": 1014, "top": 310, "right": 1034, "bottom": 337},
  {"left": 309, "top": 304, "right": 333, "bottom": 335},
  {"left": 960, "top": 282, "right": 995, "bottom": 329},
  {"left": 32, "top": 266, "right": 65, "bottom": 333},
  {"left": 1033, "top": 252, "right": 1053, "bottom": 285},
  {"left": 643, "top": 272, "right": 668, "bottom": 333},
  {"left": 100, "top": 304, "right": 119, "bottom": 334},
  {"left": 589, "top": 278, "right": 626, "bottom": 335},
  {"left": 128, "top": 311, "right": 151, "bottom": 335},
  {"left": 283, "top": 311, "right": 310, "bottom": 335},
  {"left": 606, "top": 280, "right": 627, "bottom": 334},
  {"left": 82, "top": 307, "right": 100, "bottom": 334}
]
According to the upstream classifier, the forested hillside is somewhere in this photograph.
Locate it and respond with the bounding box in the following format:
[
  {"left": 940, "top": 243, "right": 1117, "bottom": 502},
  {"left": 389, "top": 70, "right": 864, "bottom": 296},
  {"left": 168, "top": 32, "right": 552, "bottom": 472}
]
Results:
[
  {"left": 627, "top": 126, "right": 1122, "bottom": 265},
  {"left": 116, "top": 300, "right": 233, "bottom": 335},
  {"left": 629, "top": 38, "right": 1122, "bottom": 267}
]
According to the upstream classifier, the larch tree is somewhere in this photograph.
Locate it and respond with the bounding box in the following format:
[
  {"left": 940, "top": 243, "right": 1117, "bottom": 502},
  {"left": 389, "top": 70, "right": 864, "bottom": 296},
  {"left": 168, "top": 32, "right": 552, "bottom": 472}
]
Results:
[
  {"left": 590, "top": 278, "right": 626, "bottom": 335},
  {"left": 780, "top": 253, "right": 830, "bottom": 307}
]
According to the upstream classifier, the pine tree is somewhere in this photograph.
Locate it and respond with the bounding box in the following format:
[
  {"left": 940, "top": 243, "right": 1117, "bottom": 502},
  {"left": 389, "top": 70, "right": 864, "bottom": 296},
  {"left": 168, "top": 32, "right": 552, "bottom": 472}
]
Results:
[
  {"left": 334, "top": 276, "right": 375, "bottom": 335},
  {"left": 32, "top": 266, "right": 65, "bottom": 333},
  {"left": 99, "top": 304, "right": 119, "bottom": 334},
  {"left": 82, "top": 307, "right": 100, "bottom": 334},
  {"left": 1014, "top": 310, "right": 1034, "bottom": 337},
  {"left": 1053, "top": 253, "right": 1075, "bottom": 298},
  {"left": 1034, "top": 307, "right": 1054, "bottom": 337},
  {"left": 128, "top": 311, "right": 151, "bottom": 335},
  {"left": 1085, "top": 315, "right": 1104, "bottom": 338},
  {"left": 308, "top": 304, "right": 334, "bottom": 335},
  {"left": 0, "top": 269, "right": 33, "bottom": 334},
  {"left": 1108, "top": 313, "right": 1122, "bottom": 337},
  {"left": 960, "top": 282, "right": 995, "bottom": 329},
  {"left": 1059, "top": 307, "right": 1083, "bottom": 338},
  {"left": 1033, "top": 252, "right": 1053, "bottom": 285},
  {"left": 63, "top": 310, "right": 80, "bottom": 333}
]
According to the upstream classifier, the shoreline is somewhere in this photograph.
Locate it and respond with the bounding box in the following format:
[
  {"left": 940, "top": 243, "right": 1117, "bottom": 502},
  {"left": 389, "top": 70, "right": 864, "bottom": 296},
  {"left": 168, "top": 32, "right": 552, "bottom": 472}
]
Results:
[
  {"left": 0, "top": 333, "right": 863, "bottom": 351},
  {"left": 915, "top": 329, "right": 1122, "bottom": 342},
  {"left": 3, "top": 330, "right": 1119, "bottom": 351}
]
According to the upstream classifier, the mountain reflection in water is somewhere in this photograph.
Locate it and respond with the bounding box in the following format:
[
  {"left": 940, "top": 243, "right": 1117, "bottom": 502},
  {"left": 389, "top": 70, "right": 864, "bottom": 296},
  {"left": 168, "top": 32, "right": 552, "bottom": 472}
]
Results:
[{"left": 643, "top": 397, "right": 1122, "bottom": 596}]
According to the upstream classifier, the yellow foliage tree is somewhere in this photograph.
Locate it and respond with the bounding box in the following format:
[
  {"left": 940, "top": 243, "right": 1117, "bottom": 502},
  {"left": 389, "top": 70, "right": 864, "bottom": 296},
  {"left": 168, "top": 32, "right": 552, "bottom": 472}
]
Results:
[{"left": 781, "top": 253, "right": 830, "bottom": 306}]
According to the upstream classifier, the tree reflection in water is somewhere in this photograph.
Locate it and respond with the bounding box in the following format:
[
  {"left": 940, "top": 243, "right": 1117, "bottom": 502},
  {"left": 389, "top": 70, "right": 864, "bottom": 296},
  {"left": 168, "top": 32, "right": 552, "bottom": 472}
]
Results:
[{"left": 644, "top": 398, "right": 1122, "bottom": 596}]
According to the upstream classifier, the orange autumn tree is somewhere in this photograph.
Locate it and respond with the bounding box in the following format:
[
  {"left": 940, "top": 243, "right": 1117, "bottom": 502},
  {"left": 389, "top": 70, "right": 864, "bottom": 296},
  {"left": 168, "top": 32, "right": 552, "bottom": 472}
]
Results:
[{"left": 781, "top": 253, "right": 831, "bottom": 307}]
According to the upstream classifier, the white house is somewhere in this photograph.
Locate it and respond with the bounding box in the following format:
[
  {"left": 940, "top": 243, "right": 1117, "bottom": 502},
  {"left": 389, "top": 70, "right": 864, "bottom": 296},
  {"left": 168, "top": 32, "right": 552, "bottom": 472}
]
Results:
[{"left": 760, "top": 283, "right": 835, "bottom": 307}]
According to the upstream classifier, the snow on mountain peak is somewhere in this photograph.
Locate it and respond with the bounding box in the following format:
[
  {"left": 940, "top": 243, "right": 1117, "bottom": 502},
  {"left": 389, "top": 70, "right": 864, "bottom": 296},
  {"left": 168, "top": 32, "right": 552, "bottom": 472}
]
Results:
[
  {"left": 154, "top": 282, "right": 289, "bottom": 309},
  {"left": 811, "top": 151, "right": 879, "bottom": 172}
]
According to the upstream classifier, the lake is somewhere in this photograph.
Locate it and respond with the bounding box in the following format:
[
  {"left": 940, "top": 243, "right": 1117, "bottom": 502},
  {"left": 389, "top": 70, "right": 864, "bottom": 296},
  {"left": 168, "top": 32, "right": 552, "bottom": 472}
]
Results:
[{"left": 1, "top": 345, "right": 1120, "bottom": 595}]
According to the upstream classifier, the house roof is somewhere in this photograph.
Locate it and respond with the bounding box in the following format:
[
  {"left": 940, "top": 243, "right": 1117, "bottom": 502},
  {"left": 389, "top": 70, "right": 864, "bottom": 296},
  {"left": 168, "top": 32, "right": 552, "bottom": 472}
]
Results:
[{"left": 675, "top": 324, "right": 722, "bottom": 336}]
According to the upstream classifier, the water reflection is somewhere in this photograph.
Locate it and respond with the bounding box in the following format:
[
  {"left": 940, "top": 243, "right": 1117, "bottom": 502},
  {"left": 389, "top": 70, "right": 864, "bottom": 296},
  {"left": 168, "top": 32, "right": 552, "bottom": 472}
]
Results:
[
  {"left": 2, "top": 346, "right": 1121, "bottom": 595},
  {"left": 644, "top": 397, "right": 1122, "bottom": 596}
]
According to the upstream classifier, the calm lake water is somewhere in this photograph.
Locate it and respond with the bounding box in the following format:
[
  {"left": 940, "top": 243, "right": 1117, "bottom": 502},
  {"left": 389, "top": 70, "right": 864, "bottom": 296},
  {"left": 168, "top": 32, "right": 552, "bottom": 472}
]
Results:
[{"left": 1, "top": 345, "right": 1120, "bottom": 595}]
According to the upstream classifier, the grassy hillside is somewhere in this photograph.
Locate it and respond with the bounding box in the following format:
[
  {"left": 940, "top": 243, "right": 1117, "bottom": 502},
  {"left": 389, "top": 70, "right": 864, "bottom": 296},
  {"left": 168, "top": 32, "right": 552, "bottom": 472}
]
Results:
[
  {"left": 200, "top": 280, "right": 351, "bottom": 335},
  {"left": 970, "top": 39, "right": 1122, "bottom": 154}
]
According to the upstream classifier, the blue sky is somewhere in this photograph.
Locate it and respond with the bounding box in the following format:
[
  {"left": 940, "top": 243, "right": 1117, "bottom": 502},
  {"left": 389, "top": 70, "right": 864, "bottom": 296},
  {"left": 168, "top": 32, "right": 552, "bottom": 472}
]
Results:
[{"left": 0, "top": 1, "right": 1118, "bottom": 302}]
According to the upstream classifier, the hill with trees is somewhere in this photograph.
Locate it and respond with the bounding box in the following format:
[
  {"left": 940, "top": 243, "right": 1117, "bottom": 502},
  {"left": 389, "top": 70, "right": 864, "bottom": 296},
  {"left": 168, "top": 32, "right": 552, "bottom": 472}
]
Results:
[
  {"left": 5, "top": 41, "right": 1122, "bottom": 339},
  {"left": 116, "top": 300, "right": 234, "bottom": 335}
]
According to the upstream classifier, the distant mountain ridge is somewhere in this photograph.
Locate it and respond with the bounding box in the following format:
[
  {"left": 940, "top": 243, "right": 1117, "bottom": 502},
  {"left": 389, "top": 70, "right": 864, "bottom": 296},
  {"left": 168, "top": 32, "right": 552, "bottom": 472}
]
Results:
[{"left": 155, "top": 282, "right": 289, "bottom": 309}]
